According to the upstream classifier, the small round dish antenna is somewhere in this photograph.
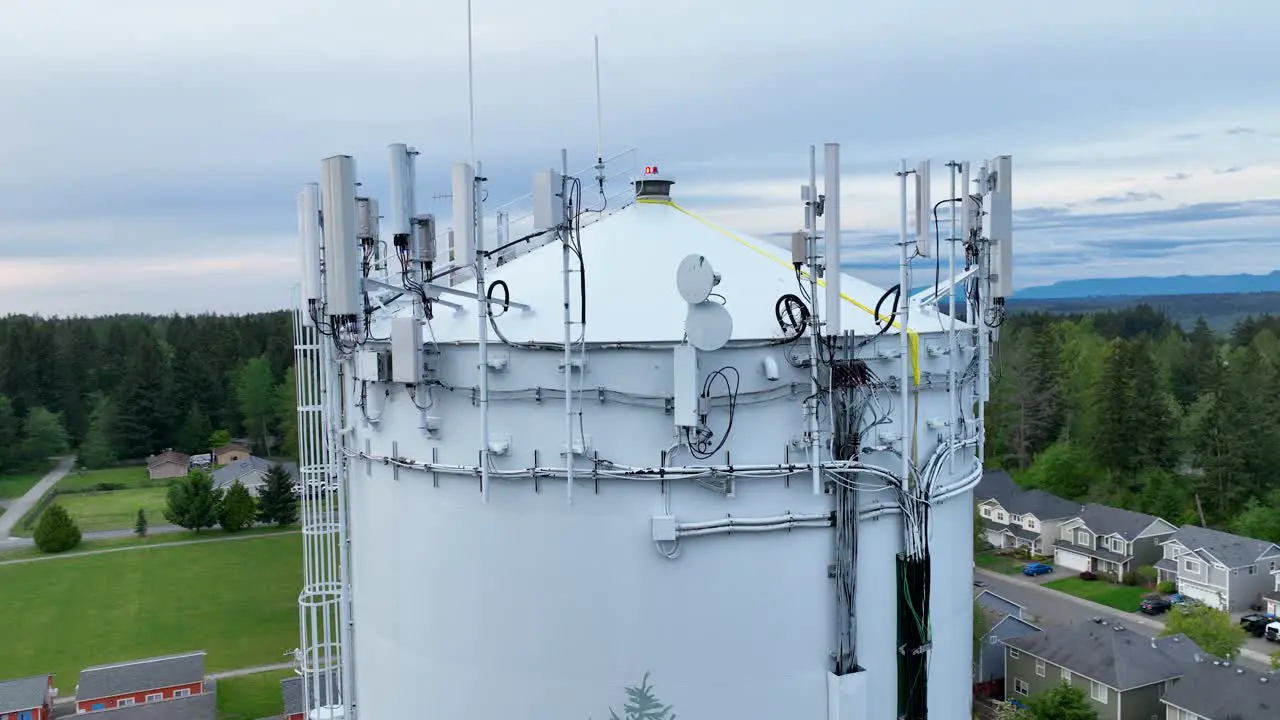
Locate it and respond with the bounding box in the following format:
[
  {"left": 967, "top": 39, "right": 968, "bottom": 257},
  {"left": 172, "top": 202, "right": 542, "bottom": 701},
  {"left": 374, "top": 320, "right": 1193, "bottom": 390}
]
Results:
[
  {"left": 686, "top": 302, "right": 733, "bottom": 352},
  {"left": 676, "top": 254, "right": 720, "bottom": 304}
]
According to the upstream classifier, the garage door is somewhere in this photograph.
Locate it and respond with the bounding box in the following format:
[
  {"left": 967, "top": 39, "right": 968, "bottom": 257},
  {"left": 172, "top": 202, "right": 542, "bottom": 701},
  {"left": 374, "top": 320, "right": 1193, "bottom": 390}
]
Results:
[
  {"left": 1181, "top": 582, "right": 1226, "bottom": 611},
  {"left": 1055, "top": 548, "right": 1090, "bottom": 572}
]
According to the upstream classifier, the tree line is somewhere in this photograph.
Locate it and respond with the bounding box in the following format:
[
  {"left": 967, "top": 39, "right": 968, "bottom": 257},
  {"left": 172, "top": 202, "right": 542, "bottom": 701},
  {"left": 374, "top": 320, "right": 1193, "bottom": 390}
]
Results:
[
  {"left": 0, "top": 312, "right": 298, "bottom": 472},
  {"left": 988, "top": 305, "right": 1280, "bottom": 539}
]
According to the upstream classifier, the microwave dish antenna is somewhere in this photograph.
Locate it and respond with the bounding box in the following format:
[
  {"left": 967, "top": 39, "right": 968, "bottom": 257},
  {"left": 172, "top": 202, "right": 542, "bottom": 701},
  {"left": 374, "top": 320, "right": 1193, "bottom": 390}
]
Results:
[{"left": 677, "top": 254, "right": 732, "bottom": 351}]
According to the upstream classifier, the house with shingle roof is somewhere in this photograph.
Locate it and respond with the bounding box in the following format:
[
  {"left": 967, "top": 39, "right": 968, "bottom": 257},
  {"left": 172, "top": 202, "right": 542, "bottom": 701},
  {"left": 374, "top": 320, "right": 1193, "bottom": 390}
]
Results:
[
  {"left": 1004, "top": 618, "right": 1202, "bottom": 720},
  {"left": 144, "top": 450, "right": 190, "bottom": 481},
  {"left": 973, "top": 588, "right": 1040, "bottom": 688},
  {"left": 75, "top": 652, "right": 207, "bottom": 715},
  {"left": 1052, "top": 503, "right": 1177, "bottom": 582},
  {"left": 1155, "top": 524, "right": 1280, "bottom": 612},
  {"left": 0, "top": 674, "right": 53, "bottom": 720},
  {"left": 1161, "top": 656, "right": 1280, "bottom": 720},
  {"left": 211, "top": 456, "right": 298, "bottom": 497},
  {"left": 975, "top": 470, "right": 1082, "bottom": 556}
]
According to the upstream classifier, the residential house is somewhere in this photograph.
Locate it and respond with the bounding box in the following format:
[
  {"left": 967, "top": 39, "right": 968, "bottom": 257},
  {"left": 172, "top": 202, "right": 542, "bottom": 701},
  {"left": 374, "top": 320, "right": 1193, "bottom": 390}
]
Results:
[
  {"left": 281, "top": 674, "right": 338, "bottom": 720},
  {"left": 0, "top": 675, "right": 53, "bottom": 720},
  {"left": 974, "top": 589, "right": 1040, "bottom": 689},
  {"left": 1160, "top": 657, "right": 1280, "bottom": 720},
  {"left": 1155, "top": 524, "right": 1280, "bottom": 612},
  {"left": 75, "top": 652, "right": 206, "bottom": 714},
  {"left": 1004, "top": 619, "right": 1202, "bottom": 720},
  {"left": 1265, "top": 566, "right": 1280, "bottom": 617},
  {"left": 144, "top": 451, "right": 190, "bottom": 481},
  {"left": 212, "top": 444, "right": 250, "bottom": 466},
  {"left": 1053, "top": 503, "right": 1178, "bottom": 581},
  {"left": 212, "top": 456, "right": 298, "bottom": 497},
  {"left": 976, "top": 470, "right": 1081, "bottom": 556},
  {"left": 70, "top": 690, "right": 215, "bottom": 720}
]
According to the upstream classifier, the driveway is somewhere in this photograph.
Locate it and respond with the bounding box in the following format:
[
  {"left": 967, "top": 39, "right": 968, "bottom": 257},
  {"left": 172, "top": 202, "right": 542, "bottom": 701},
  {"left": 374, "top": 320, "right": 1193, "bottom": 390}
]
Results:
[
  {"left": 975, "top": 568, "right": 1276, "bottom": 672},
  {"left": 0, "top": 456, "right": 75, "bottom": 540}
]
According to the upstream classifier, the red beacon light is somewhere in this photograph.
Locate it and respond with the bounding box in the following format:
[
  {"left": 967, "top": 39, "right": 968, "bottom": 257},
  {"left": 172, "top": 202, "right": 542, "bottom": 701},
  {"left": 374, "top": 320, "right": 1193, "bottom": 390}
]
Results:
[{"left": 643, "top": 165, "right": 659, "bottom": 176}]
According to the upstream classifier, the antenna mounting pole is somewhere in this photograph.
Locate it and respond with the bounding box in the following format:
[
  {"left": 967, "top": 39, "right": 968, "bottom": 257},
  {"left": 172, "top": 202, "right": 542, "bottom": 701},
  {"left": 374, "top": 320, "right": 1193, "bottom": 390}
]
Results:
[
  {"left": 466, "top": 0, "right": 477, "bottom": 167},
  {"left": 593, "top": 35, "right": 606, "bottom": 193}
]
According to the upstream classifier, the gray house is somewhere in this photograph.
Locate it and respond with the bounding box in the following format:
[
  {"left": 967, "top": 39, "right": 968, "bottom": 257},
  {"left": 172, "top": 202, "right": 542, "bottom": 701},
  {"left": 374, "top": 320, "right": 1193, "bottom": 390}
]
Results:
[
  {"left": 975, "top": 589, "right": 1040, "bottom": 685},
  {"left": 1160, "top": 657, "right": 1280, "bottom": 720},
  {"left": 212, "top": 456, "right": 298, "bottom": 497},
  {"left": 1155, "top": 525, "right": 1280, "bottom": 612},
  {"left": 1004, "top": 619, "right": 1202, "bottom": 720},
  {"left": 1266, "top": 567, "right": 1280, "bottom": 617},
  {"left": 1053, "top": 503, "right": 1178, "bottom": 582},
  {"left": 977, "top": 471, "right": 1082, "bottom": 556}
]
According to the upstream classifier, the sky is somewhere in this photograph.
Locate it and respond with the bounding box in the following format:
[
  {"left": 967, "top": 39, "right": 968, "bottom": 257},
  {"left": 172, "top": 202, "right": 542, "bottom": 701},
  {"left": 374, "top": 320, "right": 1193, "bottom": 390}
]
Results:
[{"left": 1, "top": 0, "right": 1278, "bottom": 316}]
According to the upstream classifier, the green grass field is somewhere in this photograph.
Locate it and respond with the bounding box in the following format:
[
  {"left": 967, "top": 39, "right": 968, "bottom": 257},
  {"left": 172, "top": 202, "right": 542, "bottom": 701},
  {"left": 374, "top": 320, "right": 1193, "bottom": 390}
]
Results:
[
  {"left": 0, "top": 533, "right": 302, "bottom": 687},
  {"left": 974, "top": 551, "right": 1029, "bottom": 575},
  {"left": 34, "top": 487, "right": 171, "bottom": 534},
  {"left": 216, "top": 669, "right": 294, "bottom": 720},
  {"left": 57, "top": 465, "right": 159, "bottom": 492},
  {"left": 0, "top": 461, "right": 57, "bottom": 499},
  {"left": 1043, "top": 577, "right": 1149, "bottom": 611},
  {"left": 0, "top": 526, "right": 299, "bottom": 561}
]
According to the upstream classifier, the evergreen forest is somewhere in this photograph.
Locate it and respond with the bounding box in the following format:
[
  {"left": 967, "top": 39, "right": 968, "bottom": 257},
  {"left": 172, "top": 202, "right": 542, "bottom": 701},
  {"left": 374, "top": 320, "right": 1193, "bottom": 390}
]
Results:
[
  {"left": 0, "top": 312, "right": 298, "bottom": 473},
  {"left": 987, "top": 305, "right": 1280, "bottom": 542}
]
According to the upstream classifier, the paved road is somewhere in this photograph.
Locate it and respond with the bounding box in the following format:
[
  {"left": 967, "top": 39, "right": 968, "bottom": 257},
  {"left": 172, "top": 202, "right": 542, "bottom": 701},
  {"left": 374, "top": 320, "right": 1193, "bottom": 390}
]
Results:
[
  {"left": 0, "top": 457, "right": 75, "bottom": 539},
  {"left": 976, "top": 568, "right": 1276, "bottom": 672}
]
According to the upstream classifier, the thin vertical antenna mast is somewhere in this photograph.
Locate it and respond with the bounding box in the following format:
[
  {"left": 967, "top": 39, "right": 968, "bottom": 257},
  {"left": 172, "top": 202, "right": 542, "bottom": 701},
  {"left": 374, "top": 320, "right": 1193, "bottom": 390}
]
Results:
[
  {"left": 593, "top": 35, "right": 606, "bottom": 191},
  {"left": 466, "top": 0, "right": 477, "bottom": 166}
]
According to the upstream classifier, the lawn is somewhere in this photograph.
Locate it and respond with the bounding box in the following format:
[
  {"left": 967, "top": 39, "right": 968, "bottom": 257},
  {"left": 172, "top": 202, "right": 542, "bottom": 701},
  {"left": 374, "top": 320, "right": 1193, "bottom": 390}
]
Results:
[
  {"left": 0, "top": 526, "right": 299, "bottom": 561},
  {"left": 0, "top": 461, "right": 57, "bottom": 499},
  {"left": 216, "top": 669, "right": 295, "bottom": 720},
  {"left": 1043, "top": 577, "right": 1149, "bottom": 612},
  {"left": 57, "top": 465, "right": 158, "bottom": 492},
  {"left": 26, "top": 487, "right": 171, "bottom": 534},
  {"left": 974, "top": 551, "right": 1029, "bottom": 575},
  {"left": 0, "top": 532, "right": 302, "bottom": 687}
]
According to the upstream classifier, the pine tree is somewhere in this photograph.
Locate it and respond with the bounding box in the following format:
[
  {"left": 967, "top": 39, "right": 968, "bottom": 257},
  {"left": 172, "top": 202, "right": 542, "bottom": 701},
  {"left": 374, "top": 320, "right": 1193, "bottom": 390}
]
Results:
[
  {"left": 606, "top": 673, "right": 676, "bottom": 720},
  {"left": 163, "top": 469, "right": 222, "bottom": 532},
  {"left": 33, "top": 503, "right": 82, "bottom": 553},
  {"left": 20, "top": 406, "right": 69, "bottom": 469},
  {"left": 257, "top": 464, "right": 299, "bottom": 526},
  {"left": 0, "top": 395, "right": 17, "bottom": 473},
  {"left": 234, "top": 356, "right": 277, "bottom": 455},
  {"left": 79, "top": 393, "right": 117, "bottom": 470},
  {"left": 1091, "top": 340, "right": 1136, "bottom": 473},
  {"left": 273, "top": 367, "right": 299, "bottom": 461},
  {"left": 177, "top": 404, "right": 213, "bottom": 455},
  {"left": 135, "top": 508, "right": 149, "bottom": 537},
  {"left": 219, "top": 480, "right": 257, "bottom": 532}
]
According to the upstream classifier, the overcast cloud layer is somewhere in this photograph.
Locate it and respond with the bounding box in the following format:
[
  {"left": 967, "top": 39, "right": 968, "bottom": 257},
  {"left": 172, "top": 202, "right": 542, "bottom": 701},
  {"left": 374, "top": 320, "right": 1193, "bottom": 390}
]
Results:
[{"left": 1, "top": 0, "right": 1278, "bottom": 315}]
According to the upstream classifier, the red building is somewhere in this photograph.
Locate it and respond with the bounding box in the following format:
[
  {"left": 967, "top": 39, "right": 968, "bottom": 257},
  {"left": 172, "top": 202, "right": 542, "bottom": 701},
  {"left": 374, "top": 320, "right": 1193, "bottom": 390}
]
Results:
[
  {"left": 75, "top": 652, "right": 205, "bottom": 714},
  {"left": 281, "top": 673, "right": 337, "bottom": 720},
  {"left": 0, "top": 675, "right": 54, "bottom": 720}
]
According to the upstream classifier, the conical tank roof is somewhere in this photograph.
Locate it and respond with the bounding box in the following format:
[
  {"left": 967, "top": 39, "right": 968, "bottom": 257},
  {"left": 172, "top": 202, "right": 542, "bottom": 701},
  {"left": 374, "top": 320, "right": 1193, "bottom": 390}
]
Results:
[{"left": 422, "top": 196, "right": 963, "bottom": 347}]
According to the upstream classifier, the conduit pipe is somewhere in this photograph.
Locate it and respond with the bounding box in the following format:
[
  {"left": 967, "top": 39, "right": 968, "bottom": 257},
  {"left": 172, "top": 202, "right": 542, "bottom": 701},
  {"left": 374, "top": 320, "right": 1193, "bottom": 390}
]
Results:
[
  {"left": 561, "top": 149, "right": 575, "bottom": 504},
  {"left": 472, "top": 161, "right": 491, "bottom": 502},
  {"left": 678, "top": 521, "right": 833, "bottom": 538},
  {"left": 897, "top": 159, "right": 913, "bottom": 491},
  {"left": 807, "top": 145, "right": 823, "bottom": 496},
  {"left": 947, "top": 161, "right": 959, "bottom": 472},
  {"left": 676, "top": 512, "right": 832, "bottom": 531}
]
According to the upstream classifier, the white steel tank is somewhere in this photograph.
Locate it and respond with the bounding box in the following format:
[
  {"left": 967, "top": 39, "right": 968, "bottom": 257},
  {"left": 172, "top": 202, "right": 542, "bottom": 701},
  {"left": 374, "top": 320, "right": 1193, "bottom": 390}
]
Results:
[{"left": 296, "top": 150, "right": 1009, "bottom": 720}]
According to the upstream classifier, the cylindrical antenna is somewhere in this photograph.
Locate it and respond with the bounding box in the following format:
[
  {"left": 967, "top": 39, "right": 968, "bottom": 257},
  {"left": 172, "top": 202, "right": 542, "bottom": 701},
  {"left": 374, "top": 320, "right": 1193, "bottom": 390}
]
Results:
[
  {"left": 466, "top": 0, "right": 477, "bottom": 167},
  {"left": 594, "top": 35, "right": 604, "bottom": 164}
]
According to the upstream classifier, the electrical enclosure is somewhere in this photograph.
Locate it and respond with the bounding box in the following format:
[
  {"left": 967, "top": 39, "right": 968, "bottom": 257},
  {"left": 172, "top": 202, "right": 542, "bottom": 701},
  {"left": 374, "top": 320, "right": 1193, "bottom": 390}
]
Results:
[
  {"left": 414, "top": 214, "right": 437, "bottom": 265},
  {"left": 532, "top": 169, "right": 565, "bottom": 231},
  {"left": 320, "top": 155, "right": 361, "bottom": 318},
  {"left": 452, "top": 163, "right": 476, "bottom": 267},
  {"left": 390, "top": 317, "right": 423, "bottom": 384},
  {"left": 357, "top": 197, "right": 379, "bottom": 241},
  {"left": 672, "top": 344, "right": 698, "bottom": 428}
]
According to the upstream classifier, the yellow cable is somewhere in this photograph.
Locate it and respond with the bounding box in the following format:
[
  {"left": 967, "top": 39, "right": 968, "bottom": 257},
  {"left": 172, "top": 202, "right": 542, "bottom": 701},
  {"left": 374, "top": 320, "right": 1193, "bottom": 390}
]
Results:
[{"left": 637, "top": 197, "right": 922, "bottom": 384}]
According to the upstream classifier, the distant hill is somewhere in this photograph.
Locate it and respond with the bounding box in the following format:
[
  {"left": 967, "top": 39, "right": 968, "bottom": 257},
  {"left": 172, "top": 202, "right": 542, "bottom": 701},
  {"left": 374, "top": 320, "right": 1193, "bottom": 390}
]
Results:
[
  {"left": 1006, "top": 291, "right": 1280, "bottom": 332},
  {"left": 1017, "top": 271, "right": 1280, "bottom": 299}
]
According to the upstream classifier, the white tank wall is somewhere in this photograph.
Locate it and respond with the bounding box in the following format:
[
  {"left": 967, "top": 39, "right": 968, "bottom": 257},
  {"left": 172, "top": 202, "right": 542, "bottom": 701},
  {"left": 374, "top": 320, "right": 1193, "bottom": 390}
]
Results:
[{"left": 344, "top": 331, "right": 978, "bottom": 720}]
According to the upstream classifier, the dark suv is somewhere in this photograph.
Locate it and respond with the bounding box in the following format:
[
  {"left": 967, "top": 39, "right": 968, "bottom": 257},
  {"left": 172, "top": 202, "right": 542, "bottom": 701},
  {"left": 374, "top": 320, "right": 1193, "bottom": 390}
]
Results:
[
  {"left": 1241, "top": 614, "right": 1272, "bottom": 638},
  {"left": 1140, "top": 596, "right": 1173, "bottom": 615}
]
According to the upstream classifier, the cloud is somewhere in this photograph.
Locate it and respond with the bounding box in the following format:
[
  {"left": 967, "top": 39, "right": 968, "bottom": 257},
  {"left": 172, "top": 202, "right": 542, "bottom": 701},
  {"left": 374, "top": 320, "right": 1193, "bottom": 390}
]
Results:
[{"left": 1, "top": 0, "right": 1280, "bottom": 315}]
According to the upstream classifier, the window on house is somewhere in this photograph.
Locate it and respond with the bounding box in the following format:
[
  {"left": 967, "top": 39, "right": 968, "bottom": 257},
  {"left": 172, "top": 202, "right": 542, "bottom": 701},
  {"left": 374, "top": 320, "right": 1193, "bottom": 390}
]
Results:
[
  {"left": 1009, "top": 649, "right": 1020, "bottom": 659},
  {"left": 989, "top": 634, "right": 998, "bottom": 645},
  {"left": 996, "top": 512, "right": 1006, "bottom": 522},
  {"left": 1076, "top": 529, "right": 1091, "bottom": 546},
  {"left": 1035, "top": 658, "right": 1045, "bottom": 677},
  {"left": 1060, "top": 668, "right": 1071, "bottom": 682},
  {"left": 1184, "top": 558, "right": 1200, "bottom": 573},
  {"left": 174, "top": 689, "right": 191, "bottom": 698},
  {"left": 1271, "top": 560, "right": 1276, "bottom": 572},
  {"left": 1112, "top": 537, "right": 1125, "bottom": 553},
  {"left": 1246, "top": 566, "right": 1257, "bottom": 575},
  {"left": 145, "top": 694, "right": 162, "bottom": 703},
  {"left": 1090, "top": 681, "right": 1107, "bottom": 703},
  {"left": 1013, "top": 678, "right": 1029, "bottom": 695},
  {"left": 1010, "top": 514, "right": 1022, "bottom": 524},
  {"left": 1025, "top": 518, "right": 1038, "bottom": 530},
  {"left": 116, "top": 699, "right": 135, "bottom": 707},
  {"left": 982, "top": 507, "right": 992, "bottom": 518}
]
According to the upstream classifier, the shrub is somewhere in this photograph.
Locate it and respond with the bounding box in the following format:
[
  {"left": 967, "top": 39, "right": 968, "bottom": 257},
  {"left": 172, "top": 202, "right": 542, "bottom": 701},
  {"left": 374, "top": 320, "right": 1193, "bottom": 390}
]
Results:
[
  {"left": 1134, "top": 565, "right": 1158, "bottom": 588},
  {"left": 1079, "top": 571, "right": 1097, "bottom": 581},
  {"left": 33, "top": 503, "right": 82, "bottom": 553},
  {"left": 1157, "top": 580, "right": 1177, "bottom": 594}
]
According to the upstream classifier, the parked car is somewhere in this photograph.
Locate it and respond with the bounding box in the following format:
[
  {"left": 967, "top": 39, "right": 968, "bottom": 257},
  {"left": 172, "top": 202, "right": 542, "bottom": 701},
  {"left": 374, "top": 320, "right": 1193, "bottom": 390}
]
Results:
[
  {"left": 1022, "top": 562, "right": 1053, "bottom": 577},
  {"left": 1266, "top": 621, "right": 1280, "bottom": 643},
  {"left": 1240, "top": 614, "right": 1271, "bottom": 638},
  {"left": 1140, "top": 596, "right": 1173, "bottom": 615}
]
